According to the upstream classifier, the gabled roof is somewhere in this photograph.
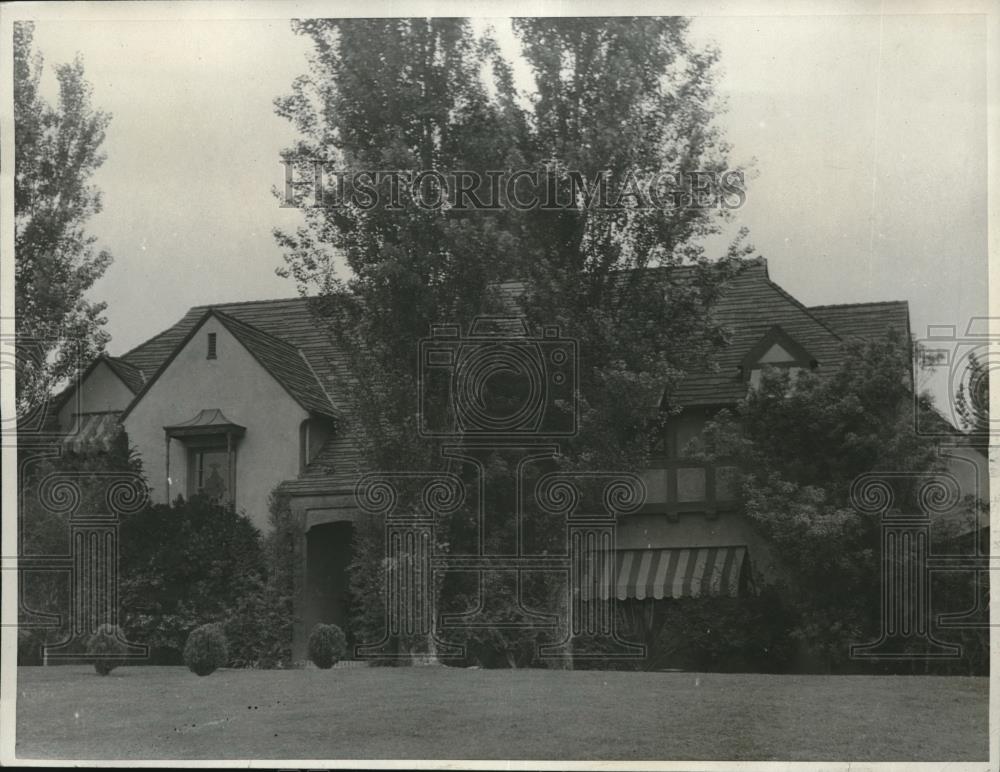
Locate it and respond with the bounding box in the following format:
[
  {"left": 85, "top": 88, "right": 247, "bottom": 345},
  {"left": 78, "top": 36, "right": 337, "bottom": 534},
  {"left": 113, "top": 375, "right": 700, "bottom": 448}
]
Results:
[
  {"left": 213, "top": 310, "right": 338, "bottom": 418},
  {"left": 52, "top": 353, "right": 145, "bottom": 413},
  {"left": 809, "top": 300, "right": 911, "bottom": 341},
  {"left": 118, "top": 297, "right": 347, "bottom": 413},
  {"left": 120, "top": 307, "right": 339, "bottom": 420},
  {"left": 669, "top": 260, "right": 848, "bottom": 407},
  {"left": 103, "top": 356, "right": 145, "bottom": 394},
  {"left": 106, "top": 260, "right": 911, "bottom": 491}
]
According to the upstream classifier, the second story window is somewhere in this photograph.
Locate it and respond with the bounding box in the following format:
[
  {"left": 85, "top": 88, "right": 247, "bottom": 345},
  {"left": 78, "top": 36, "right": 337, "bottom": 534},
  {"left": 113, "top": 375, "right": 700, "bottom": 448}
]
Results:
[{"left": 207, "top": 332, "right": 217, "bottom": 359}]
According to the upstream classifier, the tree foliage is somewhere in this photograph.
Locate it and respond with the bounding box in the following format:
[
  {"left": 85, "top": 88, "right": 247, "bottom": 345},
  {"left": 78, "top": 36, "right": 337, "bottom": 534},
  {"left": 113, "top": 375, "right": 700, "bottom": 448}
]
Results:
[
  {"left": 17, "top": 431, "right": 143, "bottom": 664},
  {"left": 275, "top": 18, "right": 752, "bottom": 665},
  {"left": 118, "top": 496, "right": 264, "bottom": 661},
  {"left": 700, "top": 329, "right": 981, "bottom": 671},
  {"left": 14, "top": 21, "right": 113, "bottom": 415}
]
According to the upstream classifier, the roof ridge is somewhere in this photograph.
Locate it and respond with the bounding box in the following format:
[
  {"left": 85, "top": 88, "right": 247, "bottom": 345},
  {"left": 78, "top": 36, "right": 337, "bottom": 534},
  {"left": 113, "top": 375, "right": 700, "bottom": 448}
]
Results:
[
  {"left": 764, "top": 277, "right": 844, "bottom": 342},
  {"left": 120, "top": 297, "right": 314, "bottom": 361},
  {"left": 211, "top": 307, "right": 304, "bottom": 351},
  {"left": 191, "top": 295, "right": 311, "bottom": 310},
  {"left": 102, "top": 355, "right": 145, "bottom": 392},
  {"left": 106, "top": 355, "right": 141, "bottom": 372},
  {"left": 809, "top": 300, "right": 909, "bottom": 310},
  {"left": 120, "top": 316, "right": 195, "bottom": 359},
  {"left": 494, "top": 258, "right": 752, "bottom": 287}
]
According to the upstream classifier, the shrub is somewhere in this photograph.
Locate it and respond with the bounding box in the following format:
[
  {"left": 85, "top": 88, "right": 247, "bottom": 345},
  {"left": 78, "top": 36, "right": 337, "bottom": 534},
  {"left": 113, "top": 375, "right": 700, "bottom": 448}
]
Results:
[
  {"left": 224, "top": 576, "right": 293, "bottom": 669},
  {"left": 637, "top": 592, "right": 796, "bottom": 673},
  {"left": 119, "top": 495, "right": 264, "bottom": 662},
  {"left": 184, "top": 623, "right": 229, "bottom": 676},
  {"left": 307, "top": 623, "right": 346, "bottom": 669},
  {"left": 87, "top": 623, "right": 128, "bottom": 676}
]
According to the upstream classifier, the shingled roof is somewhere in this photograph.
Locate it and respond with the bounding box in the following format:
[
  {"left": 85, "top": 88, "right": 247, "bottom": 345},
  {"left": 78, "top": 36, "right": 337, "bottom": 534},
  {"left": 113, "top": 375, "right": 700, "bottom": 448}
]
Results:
[
  {"left": 496, "top": 261, "right": 891, "bottom": 409},
  {"left": 109, "top": 261, "right": 909, "bottom": 493},
  {"left": 668, "top": 261, "right": 858, "bottom": 407},
  {"left": 120, "top": 296, "right": 345, "bottom": 397},
  {"left": 213, "top": 311, "right": 339, "bottom": 418},
  {"left": 808, "top": 300, "right": 910, "bottom": 341},
  {"left": 103, "top": 356, "right": 145, "bottom": 394},
  {"left": 120, "top": 306, "right": 340, "bottom": 420},
  {"left": 52, "top": 353, "right": 145, "bottom": 414}
]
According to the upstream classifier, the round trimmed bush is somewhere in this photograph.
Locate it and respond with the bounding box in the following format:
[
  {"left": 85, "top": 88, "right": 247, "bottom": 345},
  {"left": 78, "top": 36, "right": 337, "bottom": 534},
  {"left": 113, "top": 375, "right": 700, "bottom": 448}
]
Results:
[
  {"left": 183, "top": 623, "right": 228, "bottom": 676},
  {"left": 307, "top": 623, "right": 346, "bottom": 669},
  {"left": 87, "top": 623, "right": 128, "bottom": 676}
]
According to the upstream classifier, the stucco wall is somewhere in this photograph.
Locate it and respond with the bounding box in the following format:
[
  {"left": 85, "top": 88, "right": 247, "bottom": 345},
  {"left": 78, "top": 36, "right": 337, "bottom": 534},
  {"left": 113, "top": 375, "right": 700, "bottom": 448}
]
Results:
[
  {"left": 58, "top": 361, "right": 135, "bottom": 429},
  {"left": 123, "top": 316, "right": 309, "bottom": 530}
]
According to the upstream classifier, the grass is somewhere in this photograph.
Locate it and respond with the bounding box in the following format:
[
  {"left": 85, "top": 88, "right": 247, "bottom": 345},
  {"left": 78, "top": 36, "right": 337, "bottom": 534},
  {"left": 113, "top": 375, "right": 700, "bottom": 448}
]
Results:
[{"left": 15, "top": 665, "right": 987, "bottom": 761}]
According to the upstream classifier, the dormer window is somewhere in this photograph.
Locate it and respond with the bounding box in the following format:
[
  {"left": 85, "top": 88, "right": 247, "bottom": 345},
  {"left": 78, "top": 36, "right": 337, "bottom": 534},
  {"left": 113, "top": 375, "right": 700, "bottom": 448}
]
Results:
[
  {"left": 741, "top": 326, "right": 817, "bottom": 390},
  {"left": 207, "top": 333, "right": 217, "bottom": 359}
]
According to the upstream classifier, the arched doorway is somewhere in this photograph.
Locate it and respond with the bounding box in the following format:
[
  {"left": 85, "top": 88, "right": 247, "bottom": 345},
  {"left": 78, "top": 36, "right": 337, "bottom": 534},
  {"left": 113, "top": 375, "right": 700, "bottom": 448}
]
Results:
[{"left": 304, "top": 521, "right": 355, "bottom": 648}]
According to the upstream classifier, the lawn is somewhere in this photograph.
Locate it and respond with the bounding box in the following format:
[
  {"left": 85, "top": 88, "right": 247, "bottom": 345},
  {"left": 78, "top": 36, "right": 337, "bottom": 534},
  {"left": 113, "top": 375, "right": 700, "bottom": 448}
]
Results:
[{"left": 15, "top": 665, "right": 987, "bottom": 762}]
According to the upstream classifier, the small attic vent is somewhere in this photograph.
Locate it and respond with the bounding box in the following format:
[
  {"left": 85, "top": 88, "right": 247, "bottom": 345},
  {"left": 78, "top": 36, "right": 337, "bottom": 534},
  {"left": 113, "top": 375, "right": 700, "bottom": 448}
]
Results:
[{"left": 207, "top": 332, "right": 217, "bottom": 359}]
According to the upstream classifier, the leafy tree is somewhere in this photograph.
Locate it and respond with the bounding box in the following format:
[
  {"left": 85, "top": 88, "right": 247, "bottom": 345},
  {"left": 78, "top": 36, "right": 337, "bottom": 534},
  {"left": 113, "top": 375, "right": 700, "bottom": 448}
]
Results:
[
  {"left": 511, "top": 16, "right": 751, "bottom": 479},
  {"left": 276, "top": 18, "right": 522, "bottom": 660},
  {"left": 14, "top": 21, "right": 113, "bottom": 416},
  {"left": 275, "top": 17, "right": 751, "bottom": 665},
  {"left": 700, "top": 329, "right": 982, "bottom": 672}
]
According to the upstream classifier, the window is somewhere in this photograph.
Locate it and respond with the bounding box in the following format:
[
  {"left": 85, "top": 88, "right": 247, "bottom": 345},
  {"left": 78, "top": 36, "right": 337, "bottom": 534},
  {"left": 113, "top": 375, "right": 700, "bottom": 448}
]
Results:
[
  {"left": 741, "top": 326, "right": 816, "bottom": 391},
  {"left": 673, "top": 414, "right": 706, "bottom": 459},
  {"left": 207, "top": 332, "right": 217, "bottom": 359},
  {"left": 748, "top": 363, "right": 804, "bottom": 391},
  {"left": 189, "top": 447, "right": 230, "bottom": 503}
]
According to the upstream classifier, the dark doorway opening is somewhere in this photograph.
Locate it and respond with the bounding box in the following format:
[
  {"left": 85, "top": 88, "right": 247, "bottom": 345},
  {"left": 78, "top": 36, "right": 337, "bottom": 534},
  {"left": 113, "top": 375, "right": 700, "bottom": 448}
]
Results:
[{"left": 304, "top": 521, "right": 355, "bottom": 649}]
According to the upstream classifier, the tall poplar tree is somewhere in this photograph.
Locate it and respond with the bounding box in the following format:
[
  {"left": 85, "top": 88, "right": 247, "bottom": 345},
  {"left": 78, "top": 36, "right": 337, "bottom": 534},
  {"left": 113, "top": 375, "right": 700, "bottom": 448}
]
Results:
[
  {"left": 14, "top": 22, "right": 113, "bottom": 419},
  {"left": 275, "top": 17, "right": 751, "bottom": 664}
]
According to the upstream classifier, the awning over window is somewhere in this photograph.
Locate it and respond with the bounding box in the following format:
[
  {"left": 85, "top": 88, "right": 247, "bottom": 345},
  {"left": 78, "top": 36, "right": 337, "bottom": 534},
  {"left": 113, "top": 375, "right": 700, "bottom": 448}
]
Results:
[
  {"left": 164, "top": 408, "right": 246, "bottom": 439},
  {"left": 580, "top": 546, "right": 748, "bottom": 601},
  {"left": 62, "top": 412, "right": 123, "bottom": 453}
]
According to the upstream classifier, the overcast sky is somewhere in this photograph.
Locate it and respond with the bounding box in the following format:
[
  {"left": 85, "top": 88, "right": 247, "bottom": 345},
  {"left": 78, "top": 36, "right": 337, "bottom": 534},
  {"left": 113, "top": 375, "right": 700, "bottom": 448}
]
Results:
[{"left": 27, "top": 12, "right": 988, "bottom": 415}]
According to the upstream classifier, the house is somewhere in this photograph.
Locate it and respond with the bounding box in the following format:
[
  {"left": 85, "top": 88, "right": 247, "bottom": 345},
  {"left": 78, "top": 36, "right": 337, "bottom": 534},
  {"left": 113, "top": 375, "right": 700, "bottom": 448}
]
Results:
[{"left": 49, "top": 258, "right": 987, "bottom": 659}]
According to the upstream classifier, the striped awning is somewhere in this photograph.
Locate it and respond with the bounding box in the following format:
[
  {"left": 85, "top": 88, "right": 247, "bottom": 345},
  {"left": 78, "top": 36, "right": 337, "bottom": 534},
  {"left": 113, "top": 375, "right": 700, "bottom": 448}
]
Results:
[
  {"left": 580, "top": 546, "right": 748, "bottom": 601},
  {"left": 62, "top": 412, "right": 123, "bottom": 453}
]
